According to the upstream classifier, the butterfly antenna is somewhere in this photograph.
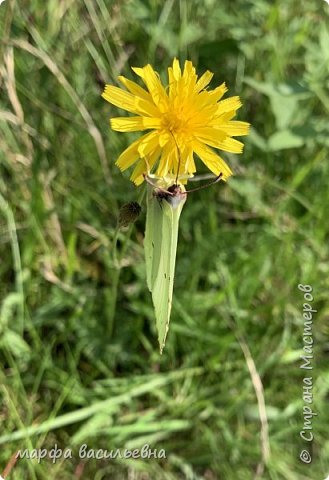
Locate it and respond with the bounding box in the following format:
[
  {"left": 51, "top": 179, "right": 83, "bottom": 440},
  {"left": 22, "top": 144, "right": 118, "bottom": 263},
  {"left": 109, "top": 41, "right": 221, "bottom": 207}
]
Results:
[
  {"left": 143, "top": 174, "right": 174, "bottom": 196},
  {"left": 183, "top": 173, "right": 223, "bottom": 194}
]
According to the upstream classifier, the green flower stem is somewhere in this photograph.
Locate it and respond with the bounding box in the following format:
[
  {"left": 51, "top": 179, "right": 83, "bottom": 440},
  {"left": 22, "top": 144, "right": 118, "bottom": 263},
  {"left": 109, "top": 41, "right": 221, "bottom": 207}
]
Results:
[{"left": 106, "top": 185, "right": 146, "bottom": 337}]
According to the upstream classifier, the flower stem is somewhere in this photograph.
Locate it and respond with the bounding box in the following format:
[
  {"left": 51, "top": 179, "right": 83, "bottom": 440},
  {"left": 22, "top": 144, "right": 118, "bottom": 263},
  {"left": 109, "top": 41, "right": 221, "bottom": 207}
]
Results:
[{"left": 107, "top": 186, "right": 146, "bottom": 337}]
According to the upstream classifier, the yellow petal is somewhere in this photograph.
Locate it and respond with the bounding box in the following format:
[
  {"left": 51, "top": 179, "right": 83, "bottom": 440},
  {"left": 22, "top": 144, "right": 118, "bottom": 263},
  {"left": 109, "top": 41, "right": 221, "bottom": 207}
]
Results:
[
  {"left": 194, "top": 127, "right": 227, "bottom": 145},
  {"left": 192, "top": 141, "right": 233, "bottom": 179},
  {"left": 183, "top": 60, "right": 196, "bottom": 79},
  {"left": 115, "top": 138, "right": 141, "bottom": 171},
  {"left": 195, "top": 128, "right": 244, "bottom": 153},
  {"left": 102, "top": 85, "right": 159, "bottom": 117},
  {"left": 130, "top": 159, "right": 149, "bottom": 185},
  {"left": 182, "top": 61, "right": 197, "bottom": 93},
  {"left": 192, "top": 85, "right": 227, "bottom": 112},
  {"left": 167, "top": 67, "right": 174, "bottom": 89},
  {"left": 193, "top": 90, "right": 215, "bottom": 111},
  {"left": 137, "top": 130, "right": 159, "bottom": 157},
  {"left": 102, "top": 85, "right": 136, "bottom": 112},
  {"left": 172, "top": 58, "right": 182, "bottom": 80},
  {"left": 181, "top": 143, "right": 196, "bottom": 174},
  {"left": 215, "top": 137, "right": 244, "bottom": 153},
  {"left": 111, "top": 116, "right": 161, "bottom": 132},
  {"left": 156, "top": 141, "right": 176, "bottom": 177},
  {"left": 188, "top": 154, "right": 196, "bottom": 173},
  {"left": 179, "top": 60, "right": 198, "bottom": 96},
  {"left": 115, "top": 132, "right": 155, "bottom": 170},
  {"left": 207, "top": 83, "right": 228, "bottom": 103},
  {"left": 220, "top": 121, "right": 250, "bottom": 136},
  {"left": 118, "top": 76, "right": 152, "bottom": 102},
  {"left": 131, "top": 65, "right": 168, "bottom": 112},
  {"left": 195, "top": 70, "right": 214, "bottom": 92},
  {"left": 130, "top": 145, "right": 161, "bottom": 184},
  {"left": 212, "top": 110, "right": 238, "bottom": 123},
  {"left": 159, "top": 131, "right": 170, "bottom": 147},
  {"left": 187, "top": 142, "right": 197, "bottom": 173},
  {"left": 215, "top": 96, "right": 242, "bottom": 116}
]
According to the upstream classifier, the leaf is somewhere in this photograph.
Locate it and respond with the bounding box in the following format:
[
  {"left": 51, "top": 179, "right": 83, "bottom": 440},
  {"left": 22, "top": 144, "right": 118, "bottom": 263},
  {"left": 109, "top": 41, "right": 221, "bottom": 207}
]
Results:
[
  {"left": 268, "top": 130, "right": 304, "bottom": 151},
  {"left": 269, "top": 94, "right": 299, "bottom": 130},
  {"left": 244, "top": 77, "right": 311, "bottom": 129},
  {"left": 244, "top": 77, "right": 310, "bottom": 98}
]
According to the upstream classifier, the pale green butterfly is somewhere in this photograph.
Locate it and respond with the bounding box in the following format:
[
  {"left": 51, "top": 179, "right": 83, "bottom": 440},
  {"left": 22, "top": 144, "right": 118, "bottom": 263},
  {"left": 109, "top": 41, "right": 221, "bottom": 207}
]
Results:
[{"left": 144, "top": 171, "right": 222, "bottom": 353}]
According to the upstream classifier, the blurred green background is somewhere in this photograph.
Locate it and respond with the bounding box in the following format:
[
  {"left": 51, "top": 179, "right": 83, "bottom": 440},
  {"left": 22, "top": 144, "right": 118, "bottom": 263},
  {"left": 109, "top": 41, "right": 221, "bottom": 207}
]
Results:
[{"left": 1, "top": 0, "right": 329, "bottom": 479}]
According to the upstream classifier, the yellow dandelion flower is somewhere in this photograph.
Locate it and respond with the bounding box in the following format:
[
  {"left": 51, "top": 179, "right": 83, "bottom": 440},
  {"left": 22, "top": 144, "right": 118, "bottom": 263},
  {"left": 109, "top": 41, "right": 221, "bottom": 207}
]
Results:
[{"left": 102, "top": 58, "right": 250, "bottom": 185}]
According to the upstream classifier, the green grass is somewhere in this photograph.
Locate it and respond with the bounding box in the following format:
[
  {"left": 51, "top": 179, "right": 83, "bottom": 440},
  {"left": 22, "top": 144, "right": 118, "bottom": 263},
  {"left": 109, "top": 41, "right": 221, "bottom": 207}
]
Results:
[{"left": 1, "top": 0, "right": 329, "bottom": 478}]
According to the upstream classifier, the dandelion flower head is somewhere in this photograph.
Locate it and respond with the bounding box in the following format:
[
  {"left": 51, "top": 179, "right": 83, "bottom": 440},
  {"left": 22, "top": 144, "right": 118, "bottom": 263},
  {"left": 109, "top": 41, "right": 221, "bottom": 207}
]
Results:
[{"left": 102, "top": 58, "right": 250, "bottom": 185}]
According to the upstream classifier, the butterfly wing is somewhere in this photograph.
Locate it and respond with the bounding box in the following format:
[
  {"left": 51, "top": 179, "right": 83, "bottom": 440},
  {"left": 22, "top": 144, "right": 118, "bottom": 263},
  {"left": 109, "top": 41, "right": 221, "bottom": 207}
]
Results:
[
  {"left": 144, "top": 184, "right": 186, "bottom": 353},
  {"left": 144, "top": 185, "right": 163, "bottom": 292}
]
